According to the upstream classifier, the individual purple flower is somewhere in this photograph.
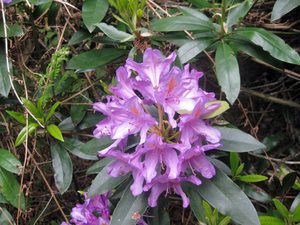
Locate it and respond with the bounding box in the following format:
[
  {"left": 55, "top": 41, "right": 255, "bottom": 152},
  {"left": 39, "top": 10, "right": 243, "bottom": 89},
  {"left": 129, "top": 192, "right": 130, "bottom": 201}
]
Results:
[
  {"left": 144, "top": 174, "right": 201, "bottom": 208},
  {"left": 85, "top": 191, "right": 111, "bottom": 219},
  {"left": 70, "top": 206, "right": 98, "bottom": 225}
]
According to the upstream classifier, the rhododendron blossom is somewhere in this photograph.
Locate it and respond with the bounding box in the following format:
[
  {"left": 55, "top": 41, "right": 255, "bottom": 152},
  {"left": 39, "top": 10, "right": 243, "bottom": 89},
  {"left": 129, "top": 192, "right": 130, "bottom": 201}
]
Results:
[{"left": 93, "top": 48, "right": 222, "bottom": 208}]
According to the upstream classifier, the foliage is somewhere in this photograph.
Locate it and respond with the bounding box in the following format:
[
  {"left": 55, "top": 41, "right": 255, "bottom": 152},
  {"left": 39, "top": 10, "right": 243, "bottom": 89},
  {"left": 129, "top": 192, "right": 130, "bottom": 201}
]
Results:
[{"left": 0, "top": 0, "right": 299, "bottom": 224}]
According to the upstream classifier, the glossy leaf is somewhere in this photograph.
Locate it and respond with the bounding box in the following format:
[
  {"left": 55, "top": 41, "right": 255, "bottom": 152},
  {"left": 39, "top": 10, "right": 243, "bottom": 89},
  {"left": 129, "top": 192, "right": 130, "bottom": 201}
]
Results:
[
  {"left": 0, "top": 43, "right": 11, "bottom": 97},
  {"left": 187, "top": 187, "right": 206, "bottom": 223},
  {"left": 238, "top": 182, "right": 272, "bottom": 203},
  {"left": 46, "top": 101, "right": 60, "bottom": 122},
  {"left": 58, "top": 117, "right": 76, "bottom": 131},
  {"left": 77, "top": 112, "right": 106, "bottom": 130},
  {"left": 51, "top": 144, "right": 73, "bottom": 194},
  {"left": 95, "top": 23, "right": 134, "bottom": 41},
  {"left": 281, "top": 172, "right": 296, "bottom": 195},
  {"left": 146, "top": 195, "right": 170, "bottom": 225},
  {"left": 0, "top": 167, "right": 25, "bottom": 210},
  {"left": 149, "top": 16, "right": 216, "bottom": 32},
  {"left": 233, "top": 27, "right": 300, "bottom": 65},
  {"left": 15, "top": 123, "right": 39, "bottom": 147},
  {"left": 0, "top": 23, "right": 24, "bottom": 37},
  {"left": 66, "top": 48, "right": 128, "bottom": 70},
  {"left": 0, "top": 207, "right": 14, "bottom": 225},
  {"left": 230, "top": 152, "right": 239, "bottom": 176},
  {"left": 229, "top": 37, "right": 283, "bottom": 69},
  {"left": 86, "top": 157, "right": 114, "bottom": 174},
  {"left": 82, "top": 0, "right": 109, "bottom": 32},
  {"left": 0, "top": 148, "right": 22, "bottom": 174},
  {"left": 79, "top": 136, "right": 115, "bottom": 156},
  {"left": 69, "top": 29, "right": 94, "bottom": 45},
  {"left": 237, "top": 175, "right": 268, "bottom": 183},
  {"left": 259, "top": 216, "right": 285, "bottom": 225},
  {"left": 110, "top": 182, "right": 149, "bottom": 225},
  {"left": 215, "top": 127, "right": 266, "bottom": 152},
  {"left": 273, "top": 199, "right": 289, "bottom": 219},
  {"left": 291, "top": 193, "right": 300, "bottom": 214},
  {"left": 61, "top": 138, "right": 98, "bottom": 160},
  {"left": 190, "top": 166, "right": 260, "bottom": 225},
  {"left": 271, "top": 0, "right": 300, "bottom": 21},
  {"left": 180, "top": 6, "right": 212, "bottom": 23},
  {"left": 227, "top": 0, "right": 254, "bottom": 27},
  {"left": 188, "top": 0, "right": 212, "bottom": 9},
  {"left": 202, "top": 101, "right": 229, "bottom": 119},
  {"left": 215, "top": 42, "right": 240, "bottom": 104},
  {"left": 0, "top": 192, "right": 9, "bottom": 204},
  {"left": 70, "top": 100, "right": 89, "bottom": 127},
  {"left": 21, "top": 97, "right": 43, "bottom": 120},
  {"left": 178, "top": 39, "right": 213, "bottom": 64},
  {"left": 47, "top": 124, "right": 64, "bottom": 142},
  {"left": 6, "top": 111, "right": 26, "bottom": 125},
  {"left": 235, "top": 163, "right": 244, "bottom": 177},
  {"left": 87, "top": 162, "right": 130, "bottom": 198}
]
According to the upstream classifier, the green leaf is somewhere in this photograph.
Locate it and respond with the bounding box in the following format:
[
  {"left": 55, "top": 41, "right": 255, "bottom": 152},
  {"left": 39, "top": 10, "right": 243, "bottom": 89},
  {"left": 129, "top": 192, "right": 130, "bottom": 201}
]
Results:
[
  {"left": 6, "top": 111, "right": 26, "bottom": 125},
  {"left": 15, "top": 123, "right": 39, "bottom": 147},
  {"left": 238, "top": 182, "right": 272, "bottom": 203},
  {"left": 215, "top": 41, "right": 240, "bottom": 104},
  {"left": 0, "top": 207, "right": 15, "bottom": 225},
  {"left": 271, "top": 0, "right": 300, "bottom": 21},
  {"left": 180, "top": 6, "right": 212, "bottom": 23},
  {"left": 66, "top": 48, "right": 128, "bottom": 70},
  {"left": 82, "top": 0, "right": 109, "bottom": 32},
  {"left": 190, "top": 166, "right": 260, "bottom": 225},
  {"left": 77, "top": 112, "right": 105, "bottom": 130},
  {"left": 86, "top": 157, "right": 114, "bottom": 174},
  {"left": 95, "top": 23, "right": 134, "bottom": 41},
  {"left": 215, "top": 127, "right": 266, "bottom": 152},
  {"left": 58, "top": 117, "right": 76, "bottom": 131},
  {"left": 0, "top": 43, "right": 11, "bottom": 97},
  {"left": 60, "top": 138, "right": 98, "bottom": 160},
  {"left": 233, "top": 27, "right": 300, "bottom": 65},
  {"left": 203, "top": 200, "right": 212, "bottom": 219},
  {"left": 87, "top": 162, "right": 130, "bottom": 198},
  {"left": 0, "top": 148, "right": 22, "bottom": 174},
  {"left": 187, "top": 187, "right": 206, "bottom": 222},
  {"left": 70, "top": 100, "right": 89, "bottom": 126},
  {"left": 47, "top": 124, "right": 64, "bottom": 142},
  {"left": 110, "top": 182, "right": 149, "bottom": 225},
  {"left": 68, "top": 29, "right": 94, "bottom": 45},
  {"left": 0, "top": 167, "right": 25, "bottom": 210},
  {"left": 21, "top": 97, "right": 43, "bottom": 120},
  {"left": 149, "top": 16, "right": 216, "bottom": 32},
  {"left": 146, "top": 195, "right": 170, "bottom": 225},
  {"left": 227, "top": 0, "right": 254, "bottom": 27},
  {"left": 80, "top": 136, "right": 115, "bottom": 156},
  {"left": 178, "top": 39, "right": 213, "bottom": 64},
  {"left": 235, "top": 163, "right": 244, "bottom": 177},
  {"left": 229, "top": 37, "right": 283, "bottom": 69},
  {"left": 230, "top": 152, "right": 239, "bottom": 176},
  {"left": 291, "top": 193, "right": 300, "bottom": 214},
  {"left": 202, "top": 101, "right": 229, "bottom": 119},
  {"left": 51, "top": 144, "right": 73, "bottom": 194},
  {"left": 237, "top": 175, "right": 268, "bottom": 183},
  {"left": 219, "top": 216, "right": 231, "bottom": 225},
  {"left": 0, "top": 192, "right": 9, "bottom": 204},
  {"left": 187, "top": 0, "right": 212, "bottom": 9},
  {"left": 46, "top": 101, "right": 61, "bottom": 122},
  {"left": 281, "top": 172, "right": 296, "bottom": 195},
  {"left": 0, "top": 23, "right": 24, "bottom": 37},
  {"left": 259, "top": 216, "right": 285, "bottom": 225},
  {"left": 273, "top": 199, "right": 289, "bottom": 219}
]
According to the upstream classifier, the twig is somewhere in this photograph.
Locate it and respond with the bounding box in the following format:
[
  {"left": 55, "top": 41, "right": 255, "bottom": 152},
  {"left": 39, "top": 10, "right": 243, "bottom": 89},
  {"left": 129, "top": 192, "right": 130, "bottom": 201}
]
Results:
[
  {"left": 33, "top": 196, "right": 53, "bottom": 225},
  {"left": 248, "top": 152, "right": 300, "bottom": 165},
  {"left": 0, "top": 207, "right": 13, "bottom": 225}
]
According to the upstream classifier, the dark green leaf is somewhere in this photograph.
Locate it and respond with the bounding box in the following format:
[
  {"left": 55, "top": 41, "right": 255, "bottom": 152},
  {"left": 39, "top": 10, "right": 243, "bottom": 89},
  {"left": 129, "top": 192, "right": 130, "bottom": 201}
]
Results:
[
  {"left": 271, "top": 0, "right": 300, "bottom": 21},
  {"left": 90, "top": 36, "right": 122, "bottom": 45},
  {"left": 253, "top": 133, "right": 286, "bottom": 154},
  {"left": 61, "top": 138, "right": 98, "bottom": 160},
  {"left": 187, "top": 187, "right": 206, "bottom": 222},
  {"left": 0, "top": 148, "right": 22, "bottom": 174},
  {"left": 110, "top": 182, "right": 149, "bottom": 225},
  {"left": 273, "top": 199, "right": 289, "bottom": 219},
  {"left": 149, "top": 16, "right": 216, "bottom": 32},
  {"left": 80, "top": 136, "right": 115, "bottom": 156},
  {"left": 95, "top": 23, "right": 134, "bottom": 41},
  {"left": 259, "top": 216, "right": 285, "bottom": 225},
  {"left": 0, "top": 167, "right": 25, "bottom": 210},
  {"left": 227, "top": 0, "right": 254, "bottom": 27},
  {"left": 291, "top": 193, "right": 300, "bottom": 214},
  {"left": 51, "top": 144, "right": 73, "bottom": 194},
  {"left": 0, "top": 192, "right": 9, "bottom": 204},
  {"left": 178, "top": 39, "right": 213, "bottom": 64},
  {"left": 281, "top": 172, "right": 296, "bottom": 195},
  {"left": 86, "top": 157, "right": 114, "bottom": 174},
  {"left": 0, "top": 23, "right": 24, "bottom": 37},
  {"left": 187, "top": 0, "right": 212, "bottom": 9},
  {"left": 229, "top": 36, "right": 283, "bottom": 69},
  {"left": 180, "top": 6, "right": 212, "bottom": 23},
  {"left": 82, "top": 0, "right": 109, "bottom": 32},
  {"left": 146, "top": 195, "right": 170, "bottom": 225},
  {"left": 0, "top": 43, "right": 11, "bottom": 97},
  {"left": 47, "top": 124, "right": 64, "bottom": 142},
  {"left": 230, "top": 152, "right": 239, "bottom": 176},
  {"left": 238, "top": 182, "right": 272, "bottom": 203},
  {"left": 215, "top": 42, "right": 240, "bottom": 104},
  {"left": 0, "top": 207, "right": 14, "bottom": 225},
  {"left": 58, "top": 117, "right": 76, "bottom": 131},
  {"left": 237, "top": 175, "right": 268, "bottom": 183},
  {"left": 66, "top": 48, "right": 128, "bottom": 70},
  {"left": 87, "top": 162, "right": 130, "bottom": 198},
  {"left": 15, "top": 123, "right": 39, "bottom": 147},
  {"left": 233, "top": 27, "right": 300, "bottom": 65},
  {"left": 70, "top": 100, "right": 89, "bottom": 126},
  {"left": 190, "top": 166, "right": 260, "bottom": 225},
  {"left": 77, "top": 112, "right": 105, "bottom": 130},
  {"left": 215, "top": 127, "right": 266, "bottom": 152},
  {"left": 6, "top": 111, "right": 26, "bottom": 125},
  {"left": 46, "top": 101, "right": 61, "bottom": 122},
  {"left": 69, "top": 29, "right": 93, "bottom": 45}
]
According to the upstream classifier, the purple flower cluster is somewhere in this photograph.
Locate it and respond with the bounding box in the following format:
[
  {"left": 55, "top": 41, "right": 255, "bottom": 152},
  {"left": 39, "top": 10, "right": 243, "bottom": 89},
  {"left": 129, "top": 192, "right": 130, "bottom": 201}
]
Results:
[
  {"left": 93, "top": 48, "right": 222, "bottom": 208},
  {"left": 62, "top": 191, "right": 111, "bottom": 225}
]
